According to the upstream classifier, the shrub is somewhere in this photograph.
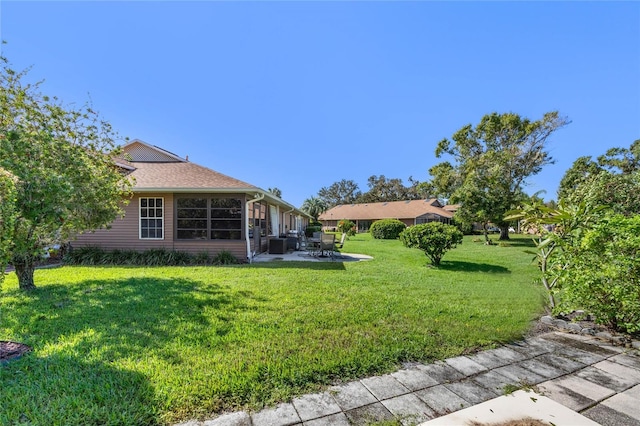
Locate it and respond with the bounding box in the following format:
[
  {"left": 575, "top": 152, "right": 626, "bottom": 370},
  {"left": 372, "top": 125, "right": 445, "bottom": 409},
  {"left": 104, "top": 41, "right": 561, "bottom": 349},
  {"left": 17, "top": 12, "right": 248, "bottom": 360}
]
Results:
[
  {"left": 305, "top": 225, "right": 323, "bottom": 237},
  {"left": 337, "top": 220, "right": 356, "bottom": 237},
  {"left": 399, "top": 222, "right": 463, "bottom": 266},
  {"left": 558, "top": 215, "right": 640, "bottom": 334},
  {"left": 212, "top": 250, "right": 238, "bottom": 265},
  {"left": 370, "top": 219, "right": 406, "bottom": 239}
]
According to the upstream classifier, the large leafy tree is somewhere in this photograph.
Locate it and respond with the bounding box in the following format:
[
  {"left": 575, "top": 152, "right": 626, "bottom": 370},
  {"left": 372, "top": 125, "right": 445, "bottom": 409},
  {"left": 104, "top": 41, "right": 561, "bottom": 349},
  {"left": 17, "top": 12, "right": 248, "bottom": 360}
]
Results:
[
  {"left": 0, "top": 56, "right": 133, "bottom": 290},
  {"left": 357, "top": 175, "right": 426, "bottom": 203},
  {"left": 317, "top": 179, "right": 361, "bottom": 207},
  {"left": 0, "top": 168, "right": 18, "bottom": 285},
  {"left": 428, "top": 111, "right": 569, "bottom": 241}
]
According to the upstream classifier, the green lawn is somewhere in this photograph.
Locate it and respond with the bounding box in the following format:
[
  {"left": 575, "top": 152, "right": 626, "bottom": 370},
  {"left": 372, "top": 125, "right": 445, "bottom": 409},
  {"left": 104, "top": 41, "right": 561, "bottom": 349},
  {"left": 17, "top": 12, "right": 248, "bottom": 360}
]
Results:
[{"left": 0, "top": 234, "right": 544, "bottom": 425}]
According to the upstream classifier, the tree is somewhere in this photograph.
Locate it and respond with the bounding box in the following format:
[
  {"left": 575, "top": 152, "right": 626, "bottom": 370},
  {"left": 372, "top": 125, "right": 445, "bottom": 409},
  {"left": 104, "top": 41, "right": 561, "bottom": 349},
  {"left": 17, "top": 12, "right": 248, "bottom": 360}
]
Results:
[
  {"left": 300, "top": 196, "right": 327, "bottom": 222},
  {"left": 399, "top": 222, "right": 463, "bottom": 266},
  {"left": 267, "top": 187, "right": 282, "bottom": 198},
  {"left": 336, "top": 220, "right": 356, "bottom": 237},
  {"left": 558, "top": 140, "right": 640, "bottom": 216},
  {"left": 428, "top": 111, "right": 569, "bottom": 241},
  {"left": 357, "top": 175, "right": 424, "bottom": 203},
  {"left": 317, "top": 179, "right": 361, "bottom": 207},
  {"left": 0, "top": 56, "right": 133, "bottom": 290},
  {"left": 0, "top": 168, "right": 18, "bottom": 285}
]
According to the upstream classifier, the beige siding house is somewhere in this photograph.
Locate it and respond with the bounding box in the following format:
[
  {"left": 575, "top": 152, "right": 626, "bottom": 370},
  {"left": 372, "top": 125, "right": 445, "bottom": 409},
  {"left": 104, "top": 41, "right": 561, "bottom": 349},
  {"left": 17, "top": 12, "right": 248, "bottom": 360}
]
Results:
[
  {"left": 73, "top": 140, "right": 310, "bottom": 262},
  {"left": 318, "top": 199, "right": 454, "bottom": 232}
]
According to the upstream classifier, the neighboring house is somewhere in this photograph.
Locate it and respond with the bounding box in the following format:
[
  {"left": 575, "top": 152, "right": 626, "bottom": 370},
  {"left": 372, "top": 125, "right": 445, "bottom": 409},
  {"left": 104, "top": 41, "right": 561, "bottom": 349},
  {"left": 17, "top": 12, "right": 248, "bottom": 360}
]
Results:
[
  {"left": 72, "top": 140, "right": 310, "bottom": 262},
  {"left": 318, "top": 199, "right": 454, "bottom": 232}
]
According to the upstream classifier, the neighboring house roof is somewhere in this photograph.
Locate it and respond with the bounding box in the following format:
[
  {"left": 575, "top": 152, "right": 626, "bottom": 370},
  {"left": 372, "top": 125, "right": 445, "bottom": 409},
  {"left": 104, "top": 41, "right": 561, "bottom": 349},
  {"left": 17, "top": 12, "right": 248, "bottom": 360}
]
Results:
[
  {"left": 442, "top": 204, "right": 460, "bottom": 212},
  {"left": 318, "top": 199, "right": 454, "bottom": 221},
  {"left": 120, "top": 139, "right": 310, "bottom": 217}
]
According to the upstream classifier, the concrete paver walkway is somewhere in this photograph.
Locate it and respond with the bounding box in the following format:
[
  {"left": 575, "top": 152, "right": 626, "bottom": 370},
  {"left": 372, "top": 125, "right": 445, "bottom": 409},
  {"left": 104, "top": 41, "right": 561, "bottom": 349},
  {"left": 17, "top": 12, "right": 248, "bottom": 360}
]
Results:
[{"left": 177, "top": 331, "right": 640, "bottom": 426}]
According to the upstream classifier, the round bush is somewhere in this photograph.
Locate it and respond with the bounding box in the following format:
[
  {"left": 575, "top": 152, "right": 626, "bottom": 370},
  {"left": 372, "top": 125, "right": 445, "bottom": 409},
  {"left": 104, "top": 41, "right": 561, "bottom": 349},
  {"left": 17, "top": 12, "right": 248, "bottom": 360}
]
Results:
[{"left": 370, "top": 219, "right": 406, "bottom": 239}]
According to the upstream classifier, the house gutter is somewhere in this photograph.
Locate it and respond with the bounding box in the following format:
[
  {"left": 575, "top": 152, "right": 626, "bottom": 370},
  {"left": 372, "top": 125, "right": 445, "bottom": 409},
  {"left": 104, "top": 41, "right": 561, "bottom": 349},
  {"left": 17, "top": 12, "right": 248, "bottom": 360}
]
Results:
[{"left": 245, "top": 193, "right": 264, "bottom": 264}]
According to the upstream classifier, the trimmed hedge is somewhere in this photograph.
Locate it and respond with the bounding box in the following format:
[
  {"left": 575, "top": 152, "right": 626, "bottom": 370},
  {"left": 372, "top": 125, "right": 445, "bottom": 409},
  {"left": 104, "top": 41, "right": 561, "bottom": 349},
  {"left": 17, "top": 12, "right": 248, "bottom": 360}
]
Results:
[
  {"left": 369, "top": 219, "right": 406, "bottom": 239},
  {"left": 64, "top": 246, "right": 239, "bottom": 266}
]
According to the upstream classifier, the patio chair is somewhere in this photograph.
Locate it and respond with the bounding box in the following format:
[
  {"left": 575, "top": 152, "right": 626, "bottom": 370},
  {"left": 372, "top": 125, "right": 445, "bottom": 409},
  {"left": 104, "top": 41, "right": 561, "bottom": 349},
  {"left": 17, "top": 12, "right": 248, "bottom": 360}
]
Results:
[{"left": 320, "top": 233, "right": 335, "bottom": 259}]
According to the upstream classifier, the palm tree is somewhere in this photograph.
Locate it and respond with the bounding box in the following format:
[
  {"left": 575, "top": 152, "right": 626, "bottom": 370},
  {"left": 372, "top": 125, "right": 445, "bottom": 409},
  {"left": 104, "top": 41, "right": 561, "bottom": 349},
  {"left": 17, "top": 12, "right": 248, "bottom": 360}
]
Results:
[{"left": 301, "top": 196, "right": 327, "bottom": 222}]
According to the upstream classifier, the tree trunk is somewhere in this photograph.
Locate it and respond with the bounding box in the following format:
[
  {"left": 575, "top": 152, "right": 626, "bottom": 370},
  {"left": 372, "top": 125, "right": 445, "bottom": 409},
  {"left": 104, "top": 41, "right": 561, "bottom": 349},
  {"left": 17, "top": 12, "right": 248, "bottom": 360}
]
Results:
[
  {"left": 13, "top": 258, "right": 37, "bottom": 291},
  {"left": 499, "top": 227, "right": 510, "bottom": 240}
]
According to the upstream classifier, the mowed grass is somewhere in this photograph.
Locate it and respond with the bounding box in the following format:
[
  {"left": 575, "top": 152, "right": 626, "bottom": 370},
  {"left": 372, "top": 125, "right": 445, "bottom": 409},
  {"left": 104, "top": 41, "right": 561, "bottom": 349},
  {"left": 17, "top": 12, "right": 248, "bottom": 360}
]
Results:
[{"left": 0, "top": 234, "right": 543, "bottom": 425}]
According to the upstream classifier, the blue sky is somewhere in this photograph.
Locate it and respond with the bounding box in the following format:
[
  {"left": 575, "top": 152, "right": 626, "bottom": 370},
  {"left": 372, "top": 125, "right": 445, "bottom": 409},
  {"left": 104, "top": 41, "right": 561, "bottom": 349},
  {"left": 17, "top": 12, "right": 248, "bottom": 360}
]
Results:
[{"left": 2, "top": 1, "right": 639, "bottom": 208}]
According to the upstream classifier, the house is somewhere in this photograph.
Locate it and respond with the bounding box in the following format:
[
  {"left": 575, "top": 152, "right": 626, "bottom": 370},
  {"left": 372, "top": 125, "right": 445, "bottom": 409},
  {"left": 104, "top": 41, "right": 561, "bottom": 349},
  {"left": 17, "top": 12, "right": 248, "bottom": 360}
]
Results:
[
  {"left": 72, "top": 140, "right": 311, "bottom": 262},
  {"left": 318, "top": 199, "right": 454, "bottom": 232}
]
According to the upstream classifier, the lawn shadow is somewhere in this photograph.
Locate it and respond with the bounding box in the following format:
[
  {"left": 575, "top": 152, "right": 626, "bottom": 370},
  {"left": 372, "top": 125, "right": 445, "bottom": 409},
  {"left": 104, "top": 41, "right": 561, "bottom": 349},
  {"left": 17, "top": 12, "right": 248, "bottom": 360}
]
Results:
[
  {"left": 0, "top": 352, "right": 156, "bottom": 424},
  {"left": 438, "top": 260, "right": 510, "bottom": 273},
  {"left": 8, "top": 276, "right": 265, "bottom": 360}
]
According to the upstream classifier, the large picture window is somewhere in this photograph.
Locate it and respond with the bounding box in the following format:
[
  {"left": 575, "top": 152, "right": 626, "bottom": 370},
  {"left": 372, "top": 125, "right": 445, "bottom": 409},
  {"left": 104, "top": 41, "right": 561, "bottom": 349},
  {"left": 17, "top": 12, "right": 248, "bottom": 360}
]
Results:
[
  {"left": 176, "top": 197, "right": 242, "bottom": 240},
  {"left": 140, "top": 197, "right": 164, "bottom": 239}
]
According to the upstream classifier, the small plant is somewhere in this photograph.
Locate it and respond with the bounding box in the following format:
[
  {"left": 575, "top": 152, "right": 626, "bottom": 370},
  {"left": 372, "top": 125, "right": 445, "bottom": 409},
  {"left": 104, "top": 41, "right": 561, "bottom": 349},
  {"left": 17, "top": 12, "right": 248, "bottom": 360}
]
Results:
[
  {"left": 194, "top": 251, "right": 211, "bottom": 265},
  {"left": 337, "top": 220, "right": 356, "bottom": 237},
  {"left": 399, "top": 222, "right": 463, "bottom": 266},
  {"left": 212, "top": 250, "right": 238, "bottom": 265},
  {"left": 369, "top": 219, "right": 406, "bottom": 239}
]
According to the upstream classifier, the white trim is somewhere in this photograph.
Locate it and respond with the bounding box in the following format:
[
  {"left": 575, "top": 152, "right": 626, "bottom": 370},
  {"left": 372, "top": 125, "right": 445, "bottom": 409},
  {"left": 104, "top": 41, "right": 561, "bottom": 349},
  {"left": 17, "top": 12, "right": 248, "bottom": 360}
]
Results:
[{"left": 139, "top": 197, "right": 165, "bottom": 240}]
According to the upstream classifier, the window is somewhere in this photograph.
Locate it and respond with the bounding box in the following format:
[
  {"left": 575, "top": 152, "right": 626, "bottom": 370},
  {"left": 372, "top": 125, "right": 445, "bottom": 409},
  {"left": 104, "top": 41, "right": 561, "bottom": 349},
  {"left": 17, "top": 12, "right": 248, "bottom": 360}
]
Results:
[
  {"left": 140, "top": 197, "right": 164, "bottom": 239},
  {"left": 176, "top": 197, "right": 242, "bottom": 240}
]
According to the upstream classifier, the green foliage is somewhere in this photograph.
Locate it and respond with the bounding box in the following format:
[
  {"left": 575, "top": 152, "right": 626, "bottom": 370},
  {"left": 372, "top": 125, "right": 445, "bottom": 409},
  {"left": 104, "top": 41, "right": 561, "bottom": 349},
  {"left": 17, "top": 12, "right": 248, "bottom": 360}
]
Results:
[
  {"left": 211, "top": 250, "right": 238, "bottom": 265},
  {"left": 399, "top": 222, "right": 463, "bottom": 266},
  {"left": 369, "top": 219, "right": 406, "bottom": 239},
  {"left": 63, "top": 247, "right": 234, "bottom": 266},
  {"left": 305, "top": 225, "right": 323, "bottom": 237},
  {"left": 337, "top": 220, "right": 356, "bottom": 237},
  {"left": 429, "top": 111, "right": 569, "bottom": 242},
  {"left": 0, "top": 168, "right": 18, "bottom": 284},
  {"left": 0, "top": 55, "right": 133, "bottom": 290},
  {"left": 301, "top": 196, "right": 328, "bottom": 221},
  {"left": 558, "top": 215, "right": 640, "bottom": 334},
  {"left": 357, "top": 175, "right": 426, "bottom": 203},
  {"left": 317, "top": 179, "right": 361, "bottom": 207}
]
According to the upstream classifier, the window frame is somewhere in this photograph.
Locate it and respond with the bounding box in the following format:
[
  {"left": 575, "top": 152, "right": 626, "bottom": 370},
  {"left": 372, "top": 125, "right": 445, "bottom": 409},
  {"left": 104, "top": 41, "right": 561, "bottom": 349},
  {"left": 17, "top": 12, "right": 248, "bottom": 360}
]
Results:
[
  {"left": 139, "top": 197, "right": 165, "bottom": 240},
  {"left": 175, "top": 195, "right": 244, "bottom": 241}
]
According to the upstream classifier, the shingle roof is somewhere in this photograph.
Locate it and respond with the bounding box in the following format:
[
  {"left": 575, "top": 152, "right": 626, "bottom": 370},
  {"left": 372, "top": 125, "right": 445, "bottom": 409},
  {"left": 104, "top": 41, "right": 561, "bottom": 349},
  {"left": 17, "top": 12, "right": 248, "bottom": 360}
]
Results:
[
  {"left": 318, "top": 199, "right": 454, "bottom": 221},
  {"left": 129, "top": 161, "right": 257, "bottom": 190}
]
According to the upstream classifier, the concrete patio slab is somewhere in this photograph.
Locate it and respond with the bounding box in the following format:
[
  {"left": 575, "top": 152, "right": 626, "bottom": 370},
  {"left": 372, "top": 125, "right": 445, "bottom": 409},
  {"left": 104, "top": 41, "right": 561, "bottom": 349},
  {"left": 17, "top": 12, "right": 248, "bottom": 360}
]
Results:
[
  {"left": 419, "top": 390, "right": 600, "bottom": 426},
  {"left": 251, "top": 402, "right": 300, "bottom": 426},
  {"left": 328, "top": 381, "right": 377, "bottom": 411},
  {"left": 471, "top": 370, "right": 516, "bottom": 395},
  {"left": 414, "top": 384, "right": 470, "bottom": 416},
  {"left": 203, "top": 412, "right": 251, "bottom": 426},
  {"left": 360, "top": 374, "right": 410, "bottom": 400},
  {"left": 381, "top": 393, "right": 436, "bottom": 425},
  {"left": 517, "top": 357, "right": 567, "bottom": 380},
  {"left": 600, "top": 384, "right": 640, "bottom": 421},
  {"left": 444, "top": 355, "right": 488, "bottom": 376},
  {"left": 576, "top": 365, "right": 639, "bottom": 392},
  {"left": 444, "top": 379, "right": 498, "bottom": 405},
  {"left": 391, "top": 368, "right": 440, "bottom": 391},
  {"left": 541, "top": 332, "right": 620, "bottom": 357},
  {"left": 535, "top": 352, "right": 586, "bottom": 373},
  {"left": 592, "top": 359, "right": 640, "bottom": 383},
  {"left": 583, "top": 403, "right": 640, "bottom": 426},
  {"left": 292, "top": 392, "right": 341, "bottom": 422},
  {"left": 344, "top": 402, "right": 394, "bottom": 425},
  {"left": 492, "top": 363, "right": 547, "bottom": 384},
  {"left": 301, "top": 412, "right": 350, "bottom": 426},
  {"left": 415, "top": 361, "right": 465, "bottom": 383},
  {"left": 610, "top": 352, "right": 640, "bottom": 370},
  {"left": 538, "top": 375, "right": 616, "bottom": 411},
  {"left": 467, "top": 346, "right": 526, "bottom": 369}
]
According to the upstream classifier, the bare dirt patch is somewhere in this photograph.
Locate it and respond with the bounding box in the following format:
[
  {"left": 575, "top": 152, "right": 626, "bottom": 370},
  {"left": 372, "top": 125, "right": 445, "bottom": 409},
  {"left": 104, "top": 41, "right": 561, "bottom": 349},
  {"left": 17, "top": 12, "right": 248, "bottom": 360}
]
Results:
[{"left": 0, "top": 341, "right": 32, "bottom": 363}]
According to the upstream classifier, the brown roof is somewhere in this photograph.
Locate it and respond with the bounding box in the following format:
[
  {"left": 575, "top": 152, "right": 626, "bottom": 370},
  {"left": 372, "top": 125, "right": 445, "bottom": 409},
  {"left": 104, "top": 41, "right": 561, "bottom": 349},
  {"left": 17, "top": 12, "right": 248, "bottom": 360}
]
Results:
[
  {"left": 129, "top": 161, "right": 257, "bottom": 191},
  {"left": 319, "top": 199, "right": 454, "bottom": 221}
]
